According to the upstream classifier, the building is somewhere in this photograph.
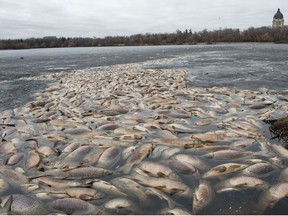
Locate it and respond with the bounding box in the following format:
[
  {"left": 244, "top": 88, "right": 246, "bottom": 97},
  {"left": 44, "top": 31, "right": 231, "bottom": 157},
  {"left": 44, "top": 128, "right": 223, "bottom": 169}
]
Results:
[{"left": 272, "top": 8, "right": 284, "bottom": 28}]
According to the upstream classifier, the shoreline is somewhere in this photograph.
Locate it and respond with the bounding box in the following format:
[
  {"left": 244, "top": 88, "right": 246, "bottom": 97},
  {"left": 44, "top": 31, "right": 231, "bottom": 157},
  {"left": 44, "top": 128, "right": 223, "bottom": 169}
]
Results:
[{"left": 0, "top": 42, "right": 282, "bottom": 51}]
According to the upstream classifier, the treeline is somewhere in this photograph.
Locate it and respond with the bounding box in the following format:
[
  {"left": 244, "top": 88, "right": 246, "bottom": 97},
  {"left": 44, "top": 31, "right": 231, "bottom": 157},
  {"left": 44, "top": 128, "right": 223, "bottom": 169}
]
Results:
[{"left": 0, "top": 26, "right": 288, "bottom": 50}]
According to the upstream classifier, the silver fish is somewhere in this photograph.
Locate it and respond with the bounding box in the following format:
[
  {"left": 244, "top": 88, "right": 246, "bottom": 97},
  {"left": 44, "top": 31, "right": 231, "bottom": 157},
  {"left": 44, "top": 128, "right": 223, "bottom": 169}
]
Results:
[
  {"left": 216, "top": 176, "right": 268, "bottom": 192},
  {"left": 97, "top": 146, "right": 121, "bottom": 169},
  {"left": 203, "top": 163, "right": 248, "bottom": 179},
  {"left": 118, "top": 143, "right": 153, "bottom": 174},
  {"left": 258, "top": 182, "right": 288, "bottom": 214},
  {"left": 11, "top": 194, "right": 49, "bottom": 215},
  {"left": 242, "top": 163, "right": 275, "bottom": 177},
  {"left": 53, "top": 198, "right": 101, "bottom": 214},
  {"left": 204, "top": 149, "right": 253, "bottom": 160}
]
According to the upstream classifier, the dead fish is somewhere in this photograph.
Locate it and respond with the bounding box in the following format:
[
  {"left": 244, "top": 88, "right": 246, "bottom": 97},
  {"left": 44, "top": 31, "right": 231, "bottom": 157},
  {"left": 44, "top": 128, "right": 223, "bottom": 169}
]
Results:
[
  {"left": 153, "top": 138, "right": 202, "bottom": 148},
  {"left": 113, "top": 134, "right": 143, "bottom": 140},
  {"left": 111, "top": 177, "right": 149, "bottom": 202},
  {"left": 203, "top": 163, "right": 248, "bottom": 179},
  {"left": 204, "top": 149, "right": 253, "bottom": 160},
  {"left": 92, "top": 179, "right": 128, "bottom": 197},
  {"left": 65, "top": 188, "right": 105, "bottom": 200},
  {"left": 231, "top": 138, "right": 256, "bottom": 148},
  {"left": 62, "top": 142, "right": 81, "bottom": 153},
  {"left": 169, "top": 160, "right": 198, "bottom": 175},
  {"left": 0, "top": 168, "right": 28, "bottom": 186},
  {"left": 190, "top": 133, "right": 225, "bottom": 143},
  {"left": 242, "top": 163, "right": 275, "bottom": 177},
  {"left": 61, "top": 167, "right": 113, "bottom": 179},
  {"left": 160, "top": 207, "right": 191, "bottom": 215},
  {"left": 118, "top": 143, "right": 153, "bottom": 174},
  {"left": 25, "top": 150, "right": 41, "bottom": 169},
  {"left": 64, "top": 127, "right": 91, "bottom": 135},
  {"left": 215, "top": 176, "right": 268, "bottom": 192},
  {"left": 132, "top": 125, "right": 150, "bottom": 133},
  {"left": 174, "top": 153, "right": 210, "bottom": 171},
  {"left": 131, "top": 173, "right": 189, "bottom": 196},
  {"left": 53, "top": 198, "right": 101, "bottom": 214},
  {"left": 11, "top": 194, "right": 49, "bottom": 215},
  {"left": 98, "top": 123, "right": 119, "bottom": 130},
  {"left": 33, "top": 176, "right": 89, "bottom": 188},
  {"left": 32, "top": 167, "right": 113, "bottom": 180},
  {"left": 97, "top": 146, "right": 121, "bottom": 169},
  {"left": 0, "top": 142, "right": 16, "bottom": 154},
  {"left": 192, "top": 181, "right": 214, "bottom": 214},
  {"left": 257, "top": 182, "right": 288, "bottom": 214},
  {"left": 277, "top": 94, "right": 288, "bottom": 102},
  {"left": 248, "top": 101, "right": 275, "bottom": 109},
  {"left": 91, "top": 138, "right": 134, "bottom": 147},
  {"left": 168, "top": 123, "right": 200, "bottom": 133},
  {"left": 194, "top": 117, "right": 216, "bottom": 126},
  {"left": 138, "top": 161, "right": 175, "bottom": 178},
  {"left": 37, "top": 146, "right": 58, "bottom": 157},
  {"left": 6, "top": 152, "right": 24, "bottom": 166},
  {"left": 104, "top": 198, "right": 139, "bottom": 213}
]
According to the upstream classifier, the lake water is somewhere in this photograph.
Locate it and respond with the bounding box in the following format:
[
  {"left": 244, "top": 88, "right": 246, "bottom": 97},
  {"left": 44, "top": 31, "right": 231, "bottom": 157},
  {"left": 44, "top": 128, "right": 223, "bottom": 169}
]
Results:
[{"left": 0, "top": 43, "right": 288, "bottom": 111}]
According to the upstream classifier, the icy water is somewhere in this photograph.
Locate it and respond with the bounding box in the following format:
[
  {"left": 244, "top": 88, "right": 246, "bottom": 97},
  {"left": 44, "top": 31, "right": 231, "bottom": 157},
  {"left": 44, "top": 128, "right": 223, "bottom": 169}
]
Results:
[{"left": 0, "top": 43, "right": 288, "bottom": 111}]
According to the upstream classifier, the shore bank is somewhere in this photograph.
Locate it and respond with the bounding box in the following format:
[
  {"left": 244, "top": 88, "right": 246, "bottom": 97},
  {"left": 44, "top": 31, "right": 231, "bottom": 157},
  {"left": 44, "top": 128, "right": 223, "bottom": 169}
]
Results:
[{"left": 1, "top": 60, "right": 288, "bottom": 214}]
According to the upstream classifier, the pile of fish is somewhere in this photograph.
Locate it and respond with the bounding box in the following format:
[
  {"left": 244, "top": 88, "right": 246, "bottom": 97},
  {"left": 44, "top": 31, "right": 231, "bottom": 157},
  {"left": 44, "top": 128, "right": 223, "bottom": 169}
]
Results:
[{"left": 1, "top": 61, "right": 288, "bottom": 214}]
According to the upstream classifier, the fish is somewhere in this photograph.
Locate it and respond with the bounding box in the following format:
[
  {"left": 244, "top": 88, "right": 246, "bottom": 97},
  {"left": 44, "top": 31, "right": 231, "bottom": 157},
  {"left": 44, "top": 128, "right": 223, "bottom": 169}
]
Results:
[
  {"left": 0, "top": 168, "right": 28, "bottom": 186},
  {"left": 192, "top": 181, "right": 214, "bottom": 214},
  {"left": 169, "top": 160, "right": 198, "bottom": 175},
  {"left": 173, "top": 153, "right": 210, "bottom": 171},
  {"left": 131, "top": 173, "right": 190, "bottom": 196},
  {"left": 92, "top": 179, "right": 128, "bottom": 197},
  {"left": 32, "top": 176, "right": 90, "bottom": 188},
  {"left": 6, "top": 152, "right": 24, "bottom": 166},
  {"left": 10, "top": 194, "right": 49, "bottom": 215},
  {"left": 215, "top": 176, "right": 268, "bottom": 192},
  {"left": 257, "top": 182, "right": 288, "bottom": 214},
  {"left": 160, "top": 207, "right": 191, "bottom": 215},
  {"left": 104, "top": 198, "right": 139, "bottom": 213},
  {"left": 138, "top": 161, "right": 176, "bottom": 178},
  {"left": 204, "top": 149, "right": 253, "bottom": 160},
  {"left": 53, "top": 198, "right": 101, "bottom": 214},
  {"left": 242, "top": 163, "right": 275, "bottom": 177},
  {"left": 97, "top": 146, "right": 121, "bottom": 169},
  {"left": 25, "top": 150, "right": 41, "bottom": 169},
  {"left": 118, "top": 143, "right": 153, "bottom": 174},
  {"left": 111, "top": 177, "right": 149, "bottom": 202},
  {"left": 152, "top": 138, "right": 202, "bottom": 148},
  {"left": 203, "top": 163, "right": 248, "bottom": 179}
]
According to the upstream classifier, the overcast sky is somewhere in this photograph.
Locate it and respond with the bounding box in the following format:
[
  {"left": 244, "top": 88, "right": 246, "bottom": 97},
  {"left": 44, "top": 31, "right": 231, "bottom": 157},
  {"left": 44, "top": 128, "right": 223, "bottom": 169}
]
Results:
[{"left": 0, "top": 0, "right": 287, "bottom": 39}]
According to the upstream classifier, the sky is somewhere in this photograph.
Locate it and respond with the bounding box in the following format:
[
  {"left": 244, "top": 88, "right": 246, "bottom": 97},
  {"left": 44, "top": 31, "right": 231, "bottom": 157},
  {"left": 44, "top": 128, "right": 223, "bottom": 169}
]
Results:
[{"left": 0, "top": 0, "right": 287, "bottom": 39}]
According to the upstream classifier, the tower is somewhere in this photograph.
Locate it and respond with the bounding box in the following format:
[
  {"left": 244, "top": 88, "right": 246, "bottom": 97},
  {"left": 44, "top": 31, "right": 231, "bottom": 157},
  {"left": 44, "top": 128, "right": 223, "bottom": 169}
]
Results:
[{"left": 272, "top": 8, "right": 284, "bottom": 28}]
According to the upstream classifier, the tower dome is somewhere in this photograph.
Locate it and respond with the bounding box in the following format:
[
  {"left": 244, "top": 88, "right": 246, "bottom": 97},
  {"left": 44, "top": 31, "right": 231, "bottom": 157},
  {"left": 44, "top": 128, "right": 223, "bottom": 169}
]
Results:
[
  {"left": 272, "top": 8, "right": 284, "bottom": 28},
  {"left": 274, "top": 8, "right": 284, "bottom": 19}
]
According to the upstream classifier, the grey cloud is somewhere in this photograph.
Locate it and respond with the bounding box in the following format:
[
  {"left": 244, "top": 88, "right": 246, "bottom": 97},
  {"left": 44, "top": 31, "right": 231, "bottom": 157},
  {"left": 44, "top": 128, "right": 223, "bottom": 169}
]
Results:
[{"left": 0, "top": 0, "right": 287, "bottom": 39}]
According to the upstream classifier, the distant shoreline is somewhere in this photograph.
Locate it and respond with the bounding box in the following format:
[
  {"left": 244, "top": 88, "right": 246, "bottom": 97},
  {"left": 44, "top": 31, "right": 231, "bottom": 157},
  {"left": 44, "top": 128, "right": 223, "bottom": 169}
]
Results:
[
  {"left": 0, "top": 42, "right": 284, "bottom": 52},
  {"left": 1, "top": 26, "right": 287, "bottom": 50}
]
